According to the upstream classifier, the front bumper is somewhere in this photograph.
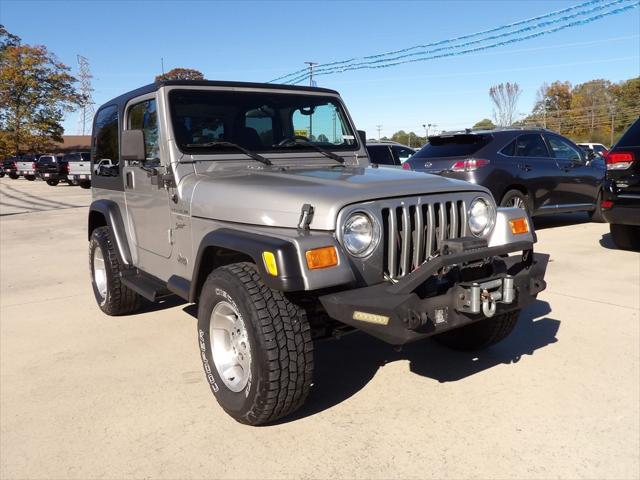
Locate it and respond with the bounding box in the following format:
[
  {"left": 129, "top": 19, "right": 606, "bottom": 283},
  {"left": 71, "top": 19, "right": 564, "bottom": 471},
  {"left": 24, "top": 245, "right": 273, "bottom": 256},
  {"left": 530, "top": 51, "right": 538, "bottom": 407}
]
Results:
[{"left": 320, "top": 240, "right": 548, "bottom": 345}]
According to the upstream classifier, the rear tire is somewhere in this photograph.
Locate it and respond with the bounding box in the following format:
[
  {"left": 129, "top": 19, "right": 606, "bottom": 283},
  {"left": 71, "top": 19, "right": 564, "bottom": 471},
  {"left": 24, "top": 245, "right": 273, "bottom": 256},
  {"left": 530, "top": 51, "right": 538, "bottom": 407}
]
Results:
[
  {"left": 500, "top": 190, "right": 531, "bottom": 216},
  {"left": 610, "top": 224, "right": 640, "bottom": 251},
  {"left": 0, "top": 172, "right": 4, "bottom": 178},
  {"left": 46, "top": 179, "right": 59, "bottom": 186},
  {"left": 25, "top": 175, "right": 35, "bottom": 181},
  {"left": 9, "top": 173, "right": 18, "bottom": 179},
  {"left": 197, "top": 262, "right": 313, "bottom": 425},
  {"left": 89, "top": 226, "right": 142, "bottom": 315},
  {"left": 79, "top": 180, "right": 91, "bottom": 189},
  {"left": 433, "top": 310, "right": 520, "bottom": 351}
]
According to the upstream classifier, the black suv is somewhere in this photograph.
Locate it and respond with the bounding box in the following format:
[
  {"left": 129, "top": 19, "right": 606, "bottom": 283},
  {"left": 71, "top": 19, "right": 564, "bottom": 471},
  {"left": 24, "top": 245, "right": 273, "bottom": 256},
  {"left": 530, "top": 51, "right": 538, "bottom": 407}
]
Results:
[
  {"left": 601, "top": 117, "right": 640, "bottom": 250},
  {"left": 36, "top": 154, "right": 69, "bottom": 186},
  {"left": 366, "top": 141, "right": 416, "bottom": 166},
  {"left": 404, "top": 129, "right": 605, "bottom": 219}
]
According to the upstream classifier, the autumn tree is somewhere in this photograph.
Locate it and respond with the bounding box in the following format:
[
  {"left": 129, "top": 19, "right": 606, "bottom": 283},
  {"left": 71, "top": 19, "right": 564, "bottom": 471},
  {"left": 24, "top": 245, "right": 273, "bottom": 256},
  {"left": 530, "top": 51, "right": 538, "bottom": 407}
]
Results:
[
  {"left": 533, "top": 81, "right": 572, "bottom": 132},
  {"left": 472, "top": 118, "right": 495, "bottom": 130},
  {"left": 155, "top": 68, "right": 204, "bottom": 82},
  {"left": 489, "top": 82, "right": 521, "bottom": 127},
  {"left": 0, "top": 25, "right": 82, "bottom": 156}
]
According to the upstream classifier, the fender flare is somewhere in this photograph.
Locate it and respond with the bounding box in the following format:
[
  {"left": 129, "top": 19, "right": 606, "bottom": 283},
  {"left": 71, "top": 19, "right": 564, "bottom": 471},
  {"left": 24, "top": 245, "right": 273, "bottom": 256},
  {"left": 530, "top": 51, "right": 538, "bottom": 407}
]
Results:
[
  {"left": 190, "top": 228, "right": 306, "bottom": 301},
  {"left": 88, "top": 199, "right": 133, "bottom": 266}
]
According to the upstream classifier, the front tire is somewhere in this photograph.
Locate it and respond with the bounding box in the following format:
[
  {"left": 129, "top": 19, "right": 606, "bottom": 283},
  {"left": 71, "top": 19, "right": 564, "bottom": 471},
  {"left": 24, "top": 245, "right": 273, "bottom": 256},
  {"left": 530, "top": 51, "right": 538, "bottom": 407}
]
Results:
[
  {"left": 610, "top": 224, "right": 640, "bottom": 251},
  {"left": 433, "top": 310, "right": 520, "bottom": 351},
  {"left": 197, "top": 262, "right": 313, "bottom": 425},
  {"left": 89, "top": 226, "right": 142, "bottom": 315}
]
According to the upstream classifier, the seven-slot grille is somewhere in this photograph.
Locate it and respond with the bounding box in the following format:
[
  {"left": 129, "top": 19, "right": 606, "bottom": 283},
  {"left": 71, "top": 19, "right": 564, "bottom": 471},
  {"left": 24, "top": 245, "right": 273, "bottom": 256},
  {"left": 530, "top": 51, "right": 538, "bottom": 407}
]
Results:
[{"left": 381, "top": 198, "right": 468, "bottom": 279}]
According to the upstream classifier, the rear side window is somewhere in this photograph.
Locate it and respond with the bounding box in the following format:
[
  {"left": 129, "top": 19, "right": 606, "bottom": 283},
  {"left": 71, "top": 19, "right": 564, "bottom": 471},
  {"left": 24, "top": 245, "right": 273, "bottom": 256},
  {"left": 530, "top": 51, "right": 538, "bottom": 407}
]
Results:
[
  {"left": 39, "top": 157, "right": 54, "bottom": 165},
  {"left": 392, "top": 146, "right": 415, "bottom": 163},
  {"left": 366, "top": 145, "right": 395, "bottom": 165},
  {"left": 616, "top": 119, "right": 640, "bottom": 148},
  {"left": 514, "top": 134, "right": 549, "bottom": 158},
  {"left": 413, "top": 134, "right": 490, "bottom": 158},
  {"left": 93, "top": 105, "right": 119, "bottom": 177}
]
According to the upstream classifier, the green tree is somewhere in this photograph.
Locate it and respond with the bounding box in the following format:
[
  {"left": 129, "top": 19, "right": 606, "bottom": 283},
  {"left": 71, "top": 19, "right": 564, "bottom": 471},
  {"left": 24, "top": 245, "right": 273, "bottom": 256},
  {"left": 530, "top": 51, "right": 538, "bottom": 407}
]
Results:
[
  {"left": 0, "top": 25, "right": 81, "bottom": 156},
  {"left": 390, "top": 130, "right": 425, "bottom": 147},
  {"left": 472, "top": 118, "right": 495, "bottom": 130},
  {"left": 155, "top": 67, "right": 204, "bottom": 82}
]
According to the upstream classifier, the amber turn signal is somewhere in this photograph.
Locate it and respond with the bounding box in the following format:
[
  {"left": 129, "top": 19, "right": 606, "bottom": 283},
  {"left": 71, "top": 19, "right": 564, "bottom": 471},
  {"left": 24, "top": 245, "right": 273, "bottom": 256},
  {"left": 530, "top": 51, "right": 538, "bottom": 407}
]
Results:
[
  {"left": 306, "top": 246, "right": 338, "bottom": 270},
  {"left": 509, "top": 217, "right": 529, "bottom": 235}
]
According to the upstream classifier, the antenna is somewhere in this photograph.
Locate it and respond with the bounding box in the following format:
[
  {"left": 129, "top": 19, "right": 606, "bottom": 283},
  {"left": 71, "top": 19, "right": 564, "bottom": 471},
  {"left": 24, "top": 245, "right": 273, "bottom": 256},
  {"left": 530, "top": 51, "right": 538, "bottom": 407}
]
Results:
[{"left": 76, "top": 55, "right": 95, "bottom": 136}]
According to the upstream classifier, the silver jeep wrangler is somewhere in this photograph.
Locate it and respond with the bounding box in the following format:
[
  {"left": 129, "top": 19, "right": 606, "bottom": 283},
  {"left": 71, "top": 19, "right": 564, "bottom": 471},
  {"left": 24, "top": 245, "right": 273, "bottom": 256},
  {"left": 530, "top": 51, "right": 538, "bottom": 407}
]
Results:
[{"left": 88, "top": 80, "right": 548, "bottom": 425}]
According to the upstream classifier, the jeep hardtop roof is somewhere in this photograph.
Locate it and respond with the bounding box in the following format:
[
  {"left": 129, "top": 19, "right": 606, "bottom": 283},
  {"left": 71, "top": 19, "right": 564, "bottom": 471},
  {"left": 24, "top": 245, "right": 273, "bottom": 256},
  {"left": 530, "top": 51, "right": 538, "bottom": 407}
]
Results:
[{"left": 97, "top": 80, "right": 340, "bottom": 114}]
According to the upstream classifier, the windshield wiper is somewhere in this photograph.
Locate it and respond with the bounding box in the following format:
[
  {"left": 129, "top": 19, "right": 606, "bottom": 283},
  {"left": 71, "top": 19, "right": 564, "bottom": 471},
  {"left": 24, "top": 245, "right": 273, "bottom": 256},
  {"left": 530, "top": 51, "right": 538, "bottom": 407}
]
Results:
[
  {"left": 183, "top": 141, "right": 272, "bottom": 166},
  {"left": 281, "top": 139, "right": 345, "bottom": 164}
]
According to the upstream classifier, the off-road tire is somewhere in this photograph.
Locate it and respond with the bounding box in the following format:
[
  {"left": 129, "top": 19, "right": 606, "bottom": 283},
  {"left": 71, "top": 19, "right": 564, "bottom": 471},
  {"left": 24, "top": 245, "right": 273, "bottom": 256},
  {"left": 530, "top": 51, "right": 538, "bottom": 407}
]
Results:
[
  {"left": 79, "top": 180, "right": 91, "bottom": 189},
  {"left": 610, "top": 224, "right": 640, "bottom": 251},
  {"left": 500, "top": 189, "right": 531, "bottom": 216},
  {"left": 197, "top": 262, "right": 314, "bottom": 425},
  {"left": 46, "top": 179, "right": 59, "bottom": 186},
  {"left": 433, "top": 310, "right": 520, "bottom": 351},
  {"left": 589, "top": 191, "right": 605, "bottom": 223},
  {"left": 89, "top": 226, "right": 142, "bottom": 315}
]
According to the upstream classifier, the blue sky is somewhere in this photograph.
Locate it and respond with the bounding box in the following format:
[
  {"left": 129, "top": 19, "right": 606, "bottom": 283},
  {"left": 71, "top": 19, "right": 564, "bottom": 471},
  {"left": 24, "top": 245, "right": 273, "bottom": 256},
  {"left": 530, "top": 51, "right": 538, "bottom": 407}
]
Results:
[{"left": 1, "top": 0, "right": 639, "bottom": 139}]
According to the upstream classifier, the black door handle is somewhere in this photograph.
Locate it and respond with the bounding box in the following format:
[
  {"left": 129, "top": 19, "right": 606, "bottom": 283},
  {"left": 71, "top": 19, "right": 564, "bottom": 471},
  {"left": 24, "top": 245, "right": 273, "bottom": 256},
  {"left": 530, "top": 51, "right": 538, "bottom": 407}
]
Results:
[{"left": 519, "top": 164, "right": 532, "bottom": 172}]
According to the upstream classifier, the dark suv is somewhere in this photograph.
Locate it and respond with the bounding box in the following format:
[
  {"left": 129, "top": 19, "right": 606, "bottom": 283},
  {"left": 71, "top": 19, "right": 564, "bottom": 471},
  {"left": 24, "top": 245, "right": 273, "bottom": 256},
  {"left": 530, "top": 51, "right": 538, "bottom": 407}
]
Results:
[
  {"left": 36, "top": 154, "right": 69, "bottom": 186},
  {"left": 404, "top": 129, "right": 605, "bottom": 219},
  {"left": 601, "top": 117, "right": 640, "bottom": 250},
  {"left": 366, "top": 141, "right": 416, "bottom": 166}
]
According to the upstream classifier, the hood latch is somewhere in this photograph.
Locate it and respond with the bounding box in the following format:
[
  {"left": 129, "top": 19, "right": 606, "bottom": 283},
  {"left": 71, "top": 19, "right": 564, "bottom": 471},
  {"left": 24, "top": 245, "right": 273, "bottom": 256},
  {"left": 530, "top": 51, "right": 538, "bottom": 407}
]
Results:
[{"left": 297, "top": 203, "right": 315, "bottom": 230}]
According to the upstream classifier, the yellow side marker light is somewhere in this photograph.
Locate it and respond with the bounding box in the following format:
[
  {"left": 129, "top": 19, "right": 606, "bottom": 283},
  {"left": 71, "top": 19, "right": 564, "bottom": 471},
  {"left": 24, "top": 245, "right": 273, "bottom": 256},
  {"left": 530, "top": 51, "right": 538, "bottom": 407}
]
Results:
[
  {"left": 262, "top": 251, "right": 278, "bottom": 276},
  {"left": 509, "top": 217, "right": 530, "bottom": 235},
  {"left": 305, "top": 246, "right": 338, "bottom": 270}
]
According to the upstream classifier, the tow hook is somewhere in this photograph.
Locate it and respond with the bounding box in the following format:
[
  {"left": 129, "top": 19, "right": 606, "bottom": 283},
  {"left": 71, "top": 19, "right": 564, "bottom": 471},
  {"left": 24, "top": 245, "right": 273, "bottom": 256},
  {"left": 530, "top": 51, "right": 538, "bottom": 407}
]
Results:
[{"left": 457, "top": 275, "right": 515, "bottom": 317}]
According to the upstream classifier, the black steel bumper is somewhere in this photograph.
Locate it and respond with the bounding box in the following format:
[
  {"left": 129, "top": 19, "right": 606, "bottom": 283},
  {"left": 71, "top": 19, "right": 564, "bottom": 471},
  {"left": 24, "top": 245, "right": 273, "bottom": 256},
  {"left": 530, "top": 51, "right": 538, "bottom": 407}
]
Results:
[{"left": 319, "top": 240, "right": 548, "bottom": 345}]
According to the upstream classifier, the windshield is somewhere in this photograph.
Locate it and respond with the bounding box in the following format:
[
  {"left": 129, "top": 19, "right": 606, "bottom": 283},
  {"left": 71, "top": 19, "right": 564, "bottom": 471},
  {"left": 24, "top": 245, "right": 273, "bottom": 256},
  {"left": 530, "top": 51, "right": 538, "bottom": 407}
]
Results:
[{"left": 169, "top": 90, "right": 358, "bottom": 155}]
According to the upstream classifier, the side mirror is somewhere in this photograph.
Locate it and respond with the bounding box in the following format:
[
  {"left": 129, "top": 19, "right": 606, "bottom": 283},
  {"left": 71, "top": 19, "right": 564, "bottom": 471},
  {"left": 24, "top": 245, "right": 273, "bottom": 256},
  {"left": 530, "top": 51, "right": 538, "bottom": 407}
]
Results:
[
  {"left": 357, "top": 130, "right": 367, "bottom": 146},
  {"left": 121, "top": 129, "right": 145, "bottom": 161}
]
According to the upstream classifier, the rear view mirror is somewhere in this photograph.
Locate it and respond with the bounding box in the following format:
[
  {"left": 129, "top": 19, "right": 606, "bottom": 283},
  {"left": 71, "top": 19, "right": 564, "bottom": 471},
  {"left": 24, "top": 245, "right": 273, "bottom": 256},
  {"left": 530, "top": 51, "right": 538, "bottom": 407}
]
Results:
[
  {"left": 121, "top": 130, "right": 145, "bottom": 161},
  {"left": 357, "top": 130, "right": 367, "bottom": 145}
]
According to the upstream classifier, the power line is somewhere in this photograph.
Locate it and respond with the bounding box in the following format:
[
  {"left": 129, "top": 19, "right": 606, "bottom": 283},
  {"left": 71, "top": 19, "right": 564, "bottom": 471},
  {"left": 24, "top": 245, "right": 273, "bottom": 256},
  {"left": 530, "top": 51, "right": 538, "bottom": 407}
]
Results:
[
  {"left": 271, "top": 0, "right": 612, "bottom": 83},
  {"left": 277, "top": 0, "right": 639, "bottom": 85}
]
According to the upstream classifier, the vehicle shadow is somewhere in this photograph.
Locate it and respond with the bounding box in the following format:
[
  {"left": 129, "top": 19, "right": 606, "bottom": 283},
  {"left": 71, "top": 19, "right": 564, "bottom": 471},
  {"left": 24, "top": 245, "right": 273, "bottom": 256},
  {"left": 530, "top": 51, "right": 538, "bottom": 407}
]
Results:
[
  {"left": 533, "top": 212, "right": 591, "bottom": 230},
  {"left": 277, "top": 300, "right": 558, "bottom": 424},
  {"left": 599, "top": 233, "right": 618, "bottom": 250}
]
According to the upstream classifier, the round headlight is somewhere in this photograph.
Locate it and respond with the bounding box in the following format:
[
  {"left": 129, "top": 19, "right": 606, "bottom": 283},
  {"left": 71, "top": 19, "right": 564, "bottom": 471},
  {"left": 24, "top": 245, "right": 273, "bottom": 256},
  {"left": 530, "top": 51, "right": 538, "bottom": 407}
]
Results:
[
  {"left": 342, "top": 212, "right": 379, "bottom": 257},
  {"left": 468, "top": 197, "right": 495, "bottom": 237}
]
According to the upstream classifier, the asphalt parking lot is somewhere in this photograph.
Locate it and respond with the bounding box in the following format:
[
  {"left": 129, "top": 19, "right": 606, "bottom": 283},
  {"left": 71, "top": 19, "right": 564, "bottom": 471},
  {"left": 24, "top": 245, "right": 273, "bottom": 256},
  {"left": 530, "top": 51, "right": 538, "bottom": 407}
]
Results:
[{"left": 1, "top": 177, "right": 638, "bottom": 480}]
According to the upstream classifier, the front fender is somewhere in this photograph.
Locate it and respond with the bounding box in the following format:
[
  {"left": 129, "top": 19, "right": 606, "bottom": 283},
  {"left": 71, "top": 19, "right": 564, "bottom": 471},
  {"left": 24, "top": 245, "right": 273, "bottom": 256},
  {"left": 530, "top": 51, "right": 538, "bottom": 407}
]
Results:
[{"left": 488, "top": 207, "right": 537, "bottom": 247}]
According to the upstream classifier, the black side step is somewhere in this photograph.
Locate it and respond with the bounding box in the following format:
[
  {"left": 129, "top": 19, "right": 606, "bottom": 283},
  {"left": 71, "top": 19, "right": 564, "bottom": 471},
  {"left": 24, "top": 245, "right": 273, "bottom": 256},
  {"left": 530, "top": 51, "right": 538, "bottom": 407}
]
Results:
[{"left": 120, "top": 271, "right": 172, "bottom": 302}]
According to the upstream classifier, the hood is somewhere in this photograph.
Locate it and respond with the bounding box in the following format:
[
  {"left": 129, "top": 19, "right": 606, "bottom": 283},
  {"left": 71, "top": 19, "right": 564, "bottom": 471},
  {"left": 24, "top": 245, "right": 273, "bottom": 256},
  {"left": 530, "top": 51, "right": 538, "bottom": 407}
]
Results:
[{"left": 191, "top": 166, "right": 486, "bottom": 230}]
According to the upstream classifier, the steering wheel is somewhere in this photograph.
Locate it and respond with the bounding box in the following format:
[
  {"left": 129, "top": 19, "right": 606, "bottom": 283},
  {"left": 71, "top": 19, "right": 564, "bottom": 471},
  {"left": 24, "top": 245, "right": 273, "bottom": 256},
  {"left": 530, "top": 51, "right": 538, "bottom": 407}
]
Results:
[{"left": 276, "top": 135, "right": 310, "bottom": 147}]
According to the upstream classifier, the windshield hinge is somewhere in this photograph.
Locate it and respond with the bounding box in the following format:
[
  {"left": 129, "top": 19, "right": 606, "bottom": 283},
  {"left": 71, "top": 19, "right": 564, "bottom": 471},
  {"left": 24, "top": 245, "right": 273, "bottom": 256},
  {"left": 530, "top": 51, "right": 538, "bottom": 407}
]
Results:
[{"left": 297, "top": 203, "right": 315, "bottom": 230}]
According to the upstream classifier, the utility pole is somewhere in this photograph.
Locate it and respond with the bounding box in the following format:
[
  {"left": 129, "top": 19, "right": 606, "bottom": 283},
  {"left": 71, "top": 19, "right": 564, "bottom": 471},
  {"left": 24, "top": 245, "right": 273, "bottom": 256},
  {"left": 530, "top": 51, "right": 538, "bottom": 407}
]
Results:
[
  {"left": 407, "top": 131, "right": 411, "bottom": 148},
  {"left": 304, "top": 61, "right": 318, "bottom": 87},
  {"left": 76, "top": 55, "right": 95, "bottom": 136},
  {"left": 422, "top": 124, "right": 428, "bottom": 139},
  {"left": 542, "top": 105, "right": 547, "bottom": 129},
  {"left": 610, "top": 106, "right": 616, "bottom": 147},
  {"left": 161, "top": 57, "right": 165, "bottom": 76},
  {"left": 376, "top": 125, "right": 382, "bottom": 141}
]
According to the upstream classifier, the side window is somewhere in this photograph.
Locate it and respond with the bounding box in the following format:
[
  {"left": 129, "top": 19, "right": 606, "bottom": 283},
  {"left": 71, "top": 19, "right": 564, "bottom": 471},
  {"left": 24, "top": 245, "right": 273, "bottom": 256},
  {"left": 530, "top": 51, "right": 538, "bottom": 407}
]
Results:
[
  {"left": 128, "top": 99, "right": 160, "bottom": 166},
  {"left": 546, "top": 135, "right": 582, "bottom": 161},
  {"left": 366, "top": 145, "right": 394, "bottom": 165},
  {"left": 392, "top": 146, "right": 415, "bottom": 164},
  {"left": 500, "top": 139, "right": 516, "bottom": 156},
  {"left": 514, "top": 134, "right": 549, "bottom": 158},
  {"left": 93, "top": 105, "right": 119, "bottom": 177}
]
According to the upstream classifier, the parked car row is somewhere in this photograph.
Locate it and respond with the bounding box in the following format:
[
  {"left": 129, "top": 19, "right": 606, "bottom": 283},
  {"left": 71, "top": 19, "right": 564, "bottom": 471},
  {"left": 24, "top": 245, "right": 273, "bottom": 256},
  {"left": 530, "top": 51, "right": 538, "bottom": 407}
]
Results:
[{"left": 0, "top": 152, "right": 91, "bottom": 188}]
